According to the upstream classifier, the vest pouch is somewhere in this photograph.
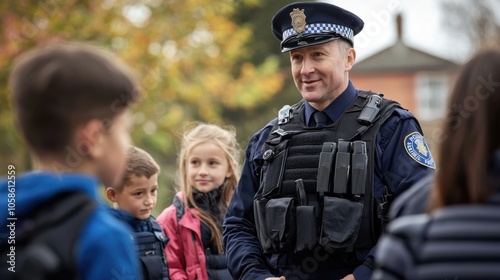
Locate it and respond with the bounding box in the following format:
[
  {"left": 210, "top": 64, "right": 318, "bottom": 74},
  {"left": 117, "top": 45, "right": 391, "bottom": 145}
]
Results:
[
  {"left": 254, "top": 198, "right": 273, "bottom": 253},
  {"left": 135, "top": 231, "right": 167, "bottom": 280},
  {"left": 140, "top": 255, "right": 164, "bottom": 280},
  {"left": 320, "top": 196, "right": 363, "bottom": 251},
  {"left": 295, "top": 205, "right": 318, "bottom": 252},
  {"left": 265, "top": 197, "right": 297, "bottom": 253},
  {"left": 260, "top": 140, "right": 290, "bottom": 197}
]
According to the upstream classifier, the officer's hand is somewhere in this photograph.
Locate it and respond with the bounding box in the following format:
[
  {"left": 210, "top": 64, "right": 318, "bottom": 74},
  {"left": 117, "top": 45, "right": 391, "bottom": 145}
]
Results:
[
  {"left": 340, "top": 274, "right": 355, "bottom": 280},
  {"left": 265, "top": 277, "right": 286, "bottom": 280}
]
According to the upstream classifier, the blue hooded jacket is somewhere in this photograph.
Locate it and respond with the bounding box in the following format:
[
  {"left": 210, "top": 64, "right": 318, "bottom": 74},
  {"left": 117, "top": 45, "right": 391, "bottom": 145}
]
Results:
[{"left": 0, "top": 171, "right": 142, "bottom": 280}]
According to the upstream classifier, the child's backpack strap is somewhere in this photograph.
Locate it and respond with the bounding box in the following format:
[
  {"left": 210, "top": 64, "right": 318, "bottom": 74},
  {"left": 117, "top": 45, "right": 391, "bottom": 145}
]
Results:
[
  {"left": 0, "top": 191, "right": 96, "bottom": 280},
  {"left": 150, "top": 217, "right": 168, "bottom": 244},
  {"left": 173, "top": 196, "right": 185, "bottom": 223}
]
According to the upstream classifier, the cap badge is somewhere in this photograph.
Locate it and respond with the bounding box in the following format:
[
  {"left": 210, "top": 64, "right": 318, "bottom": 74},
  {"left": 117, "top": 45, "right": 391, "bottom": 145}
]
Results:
[{"left": 290, "top": 8, "right": 306, "bottom": 34}]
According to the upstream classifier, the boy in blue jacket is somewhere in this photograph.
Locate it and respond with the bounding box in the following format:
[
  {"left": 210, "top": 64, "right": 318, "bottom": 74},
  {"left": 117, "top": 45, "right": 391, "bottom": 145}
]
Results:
[{"left": 0, "top": 42, "right": 142, "bottom": 279}]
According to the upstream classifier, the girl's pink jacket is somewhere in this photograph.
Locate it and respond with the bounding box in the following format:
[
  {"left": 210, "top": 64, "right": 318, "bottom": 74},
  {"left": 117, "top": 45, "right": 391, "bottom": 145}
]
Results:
[{"left": 157, "top": 192, "right": 209, "bottom": 280}]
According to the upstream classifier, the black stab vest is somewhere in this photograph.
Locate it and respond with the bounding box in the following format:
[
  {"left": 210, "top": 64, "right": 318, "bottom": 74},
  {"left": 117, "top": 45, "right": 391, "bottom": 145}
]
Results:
[{"left": 254, "top": 91, "right": 400, "bottom": 253}]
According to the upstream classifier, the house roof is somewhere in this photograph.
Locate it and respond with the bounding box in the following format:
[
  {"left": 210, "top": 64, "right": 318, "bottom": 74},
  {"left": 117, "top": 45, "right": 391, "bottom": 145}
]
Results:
[
  {"left": 352, "top": 41, "right": 458, "bottom": 73},
  {"left": 352, "top": 14, "right": 458, "bottom": 74}
]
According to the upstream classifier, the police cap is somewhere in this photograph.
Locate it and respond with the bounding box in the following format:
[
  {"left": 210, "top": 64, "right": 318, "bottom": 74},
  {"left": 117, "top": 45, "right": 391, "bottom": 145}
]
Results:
[{"left": 272, "top": 2, "right": 364, "bottom": 52}]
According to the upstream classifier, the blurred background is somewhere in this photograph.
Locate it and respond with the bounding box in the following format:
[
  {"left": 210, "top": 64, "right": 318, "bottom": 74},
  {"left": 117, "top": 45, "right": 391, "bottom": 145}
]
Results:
[{"left": 1, "top": 0, "right": 499, "bottom": 215}]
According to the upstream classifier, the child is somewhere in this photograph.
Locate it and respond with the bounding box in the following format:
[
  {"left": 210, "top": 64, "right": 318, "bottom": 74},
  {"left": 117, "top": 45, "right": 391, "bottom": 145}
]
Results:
[
  {"left": 0, "top": 42, "right": 141, "bottom": 279},
  {"left": 106, "top": 146, "right": 170, "bottom": 280},
  {"left": 373, "top": 48, "right": 500, "bottom": 280},
  {"left": 157, "top": 123, "right": 241, "bottom": 280}
]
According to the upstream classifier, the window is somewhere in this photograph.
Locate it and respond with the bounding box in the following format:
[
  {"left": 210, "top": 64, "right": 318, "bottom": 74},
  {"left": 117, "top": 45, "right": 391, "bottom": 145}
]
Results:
[{"left": 416, "top": 73, "right": 448, "bottom": 121}]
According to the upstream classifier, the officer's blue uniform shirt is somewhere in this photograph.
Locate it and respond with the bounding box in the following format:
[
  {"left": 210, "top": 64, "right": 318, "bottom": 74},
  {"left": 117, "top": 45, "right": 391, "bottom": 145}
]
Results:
[{"left": 223, "top": 82, "right": 435, "bottom": 280}]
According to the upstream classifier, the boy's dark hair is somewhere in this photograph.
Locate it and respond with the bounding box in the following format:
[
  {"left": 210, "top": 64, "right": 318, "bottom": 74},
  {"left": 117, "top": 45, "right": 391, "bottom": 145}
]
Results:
[
  {"left": 116, "top": 146, "right": 160, "bottom": 191},
  {"left": 9, "top": 42, "right": 140, "bottom": 156}
]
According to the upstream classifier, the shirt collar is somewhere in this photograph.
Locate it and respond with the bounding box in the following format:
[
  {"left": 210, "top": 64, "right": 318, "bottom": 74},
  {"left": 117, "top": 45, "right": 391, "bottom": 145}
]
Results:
[{"left": 304, "top": 81, "right": 357, "bottom": 125}]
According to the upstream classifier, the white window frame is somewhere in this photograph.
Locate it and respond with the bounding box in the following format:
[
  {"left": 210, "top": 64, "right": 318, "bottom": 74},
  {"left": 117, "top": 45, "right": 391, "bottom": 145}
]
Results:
[{"left": 416, "top": 72, "right": 448, "bottom": 121}]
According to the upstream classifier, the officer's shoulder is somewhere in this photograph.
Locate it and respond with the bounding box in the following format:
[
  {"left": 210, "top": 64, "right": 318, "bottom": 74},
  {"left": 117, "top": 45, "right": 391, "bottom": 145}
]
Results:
[
  {"left": 377, "top": 105, "right": 425, "bottom": 150},
  {"left": 265, "top": 118, "right": 277, "bottom": 129},
  {"left": 382, "top": 103, "right": 417, "bottom": 121},
  {"left": 367, "top": 94, "right": 414, "bottom": 125},
  {"left": 378, "top": 107, "right": 419, "bottom": 135},
  {"left": 249, "top": 119, "right": 276, "bottom": 141}
]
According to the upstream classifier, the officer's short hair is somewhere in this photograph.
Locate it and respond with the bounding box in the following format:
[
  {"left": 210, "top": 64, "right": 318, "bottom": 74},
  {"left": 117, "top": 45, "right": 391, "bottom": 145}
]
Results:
[{"left": 9, "top": 42, "right": 140, "bottom": 156}]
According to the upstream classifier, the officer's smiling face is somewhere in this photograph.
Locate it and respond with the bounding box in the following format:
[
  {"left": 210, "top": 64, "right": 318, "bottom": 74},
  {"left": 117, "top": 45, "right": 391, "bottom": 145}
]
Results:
[{"left": 290, "top": 40, "right": 356, "bottom": 111}]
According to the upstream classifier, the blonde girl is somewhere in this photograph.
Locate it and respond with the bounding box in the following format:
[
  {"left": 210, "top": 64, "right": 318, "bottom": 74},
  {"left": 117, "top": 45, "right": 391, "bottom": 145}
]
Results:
[{"left": 157, "top": 123, "right": 240, "bottom": 280}]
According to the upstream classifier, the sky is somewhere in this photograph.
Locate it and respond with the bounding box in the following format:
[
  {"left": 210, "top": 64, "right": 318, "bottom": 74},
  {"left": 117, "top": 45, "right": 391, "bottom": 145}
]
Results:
[{"left": 326, "top": 0, "right": 471, "bottom": 63}]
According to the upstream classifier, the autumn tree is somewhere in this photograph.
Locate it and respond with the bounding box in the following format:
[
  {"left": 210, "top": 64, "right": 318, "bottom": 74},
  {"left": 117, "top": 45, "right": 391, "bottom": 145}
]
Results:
[{"left": 0, "top": 0, "right": 284, "bottom": 211}]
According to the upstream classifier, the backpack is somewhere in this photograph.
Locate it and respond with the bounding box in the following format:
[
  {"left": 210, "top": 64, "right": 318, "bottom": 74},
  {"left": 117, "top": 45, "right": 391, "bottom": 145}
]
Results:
[{"left": 0, "top": 192, "right": 96, "bottom": 280}]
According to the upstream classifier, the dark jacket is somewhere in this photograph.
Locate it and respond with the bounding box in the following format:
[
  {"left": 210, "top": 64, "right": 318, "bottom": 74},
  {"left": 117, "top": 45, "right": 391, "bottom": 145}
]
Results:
[
  {"left": 372, "top": 149, "right": 500, "bottom": 280},
  {"left": 374, "top": 192, "right": 500, "bottom": 280}
]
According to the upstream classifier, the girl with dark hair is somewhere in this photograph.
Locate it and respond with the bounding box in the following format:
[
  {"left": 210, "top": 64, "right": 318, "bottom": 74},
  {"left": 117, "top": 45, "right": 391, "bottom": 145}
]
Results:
[{"left": 373, "top": 49, "right": 500, "bottom": 280}]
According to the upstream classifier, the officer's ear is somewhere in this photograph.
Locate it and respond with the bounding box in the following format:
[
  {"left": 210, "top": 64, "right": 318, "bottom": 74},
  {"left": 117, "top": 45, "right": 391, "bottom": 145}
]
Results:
[{"left": 344, "top": 47, "right": 356, "bottom": 71}]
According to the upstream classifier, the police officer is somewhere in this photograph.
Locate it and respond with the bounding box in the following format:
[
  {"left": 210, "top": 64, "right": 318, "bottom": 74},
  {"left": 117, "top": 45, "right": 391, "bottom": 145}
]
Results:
[{"left": 222, "top": 2, "right": 435, "bottom": 280}]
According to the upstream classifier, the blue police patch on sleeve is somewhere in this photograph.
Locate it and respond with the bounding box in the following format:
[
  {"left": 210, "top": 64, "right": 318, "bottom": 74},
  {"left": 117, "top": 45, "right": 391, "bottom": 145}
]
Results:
[{"left": 404, "top": 132, "right": 435, "bottom": 169}]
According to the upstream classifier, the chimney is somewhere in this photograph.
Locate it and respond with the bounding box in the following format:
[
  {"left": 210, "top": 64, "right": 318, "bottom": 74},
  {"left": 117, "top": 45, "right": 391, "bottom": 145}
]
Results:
[{"left": 396, "top": 14, "right": 403, "bottom": 41}]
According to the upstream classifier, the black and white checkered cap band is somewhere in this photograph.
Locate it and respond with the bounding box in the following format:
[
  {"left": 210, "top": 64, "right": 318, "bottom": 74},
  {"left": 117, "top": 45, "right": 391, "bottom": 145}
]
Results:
[{"left": 282, "top": 23, "right": 354, "bottom": 42}]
